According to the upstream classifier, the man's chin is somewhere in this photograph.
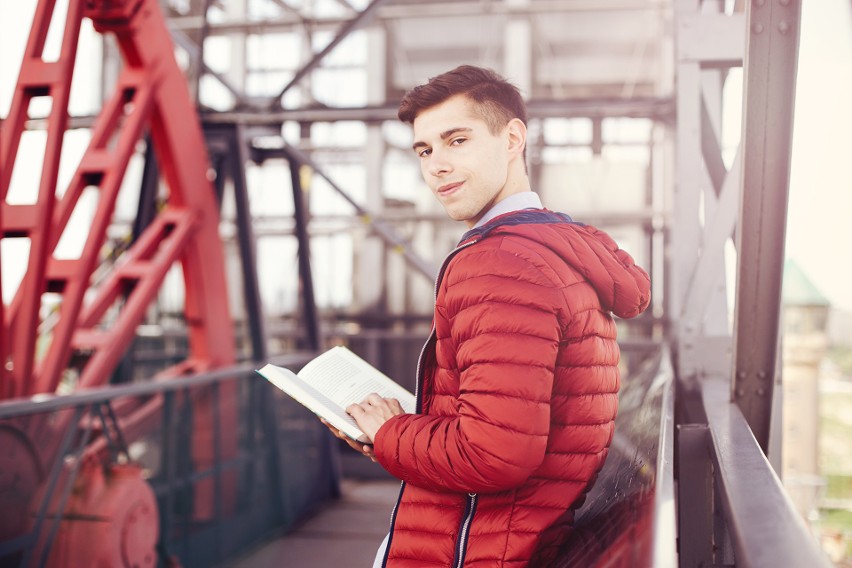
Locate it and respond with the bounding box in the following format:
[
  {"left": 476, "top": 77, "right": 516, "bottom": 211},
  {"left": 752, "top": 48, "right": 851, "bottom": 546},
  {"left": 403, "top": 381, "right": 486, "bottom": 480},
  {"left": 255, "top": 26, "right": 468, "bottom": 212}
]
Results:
[{"left": 445, "top": 209, "right": 474, "bottom": 224}]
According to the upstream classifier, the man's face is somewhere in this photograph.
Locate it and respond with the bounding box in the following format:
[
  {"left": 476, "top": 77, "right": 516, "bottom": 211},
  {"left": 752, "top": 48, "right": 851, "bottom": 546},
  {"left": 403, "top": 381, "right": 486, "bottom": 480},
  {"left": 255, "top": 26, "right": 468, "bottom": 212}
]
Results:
[{"left": 412, "top": 95, "right": 513, "bottom": 227}]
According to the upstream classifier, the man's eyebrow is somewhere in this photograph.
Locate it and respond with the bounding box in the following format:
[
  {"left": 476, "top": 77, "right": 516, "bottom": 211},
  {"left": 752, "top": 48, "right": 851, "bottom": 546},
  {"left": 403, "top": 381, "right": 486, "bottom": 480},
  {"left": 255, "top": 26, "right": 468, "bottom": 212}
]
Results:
[{"left": 411, "top": 127, "right": 473, "bottom": 152}]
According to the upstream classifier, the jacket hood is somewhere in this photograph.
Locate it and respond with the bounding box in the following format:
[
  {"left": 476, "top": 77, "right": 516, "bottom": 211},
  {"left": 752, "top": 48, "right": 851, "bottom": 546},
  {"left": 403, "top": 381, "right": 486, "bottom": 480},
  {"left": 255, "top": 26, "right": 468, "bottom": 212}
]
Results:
[{"left": 461, "top": 209, "right": 651, "bottom": 319}]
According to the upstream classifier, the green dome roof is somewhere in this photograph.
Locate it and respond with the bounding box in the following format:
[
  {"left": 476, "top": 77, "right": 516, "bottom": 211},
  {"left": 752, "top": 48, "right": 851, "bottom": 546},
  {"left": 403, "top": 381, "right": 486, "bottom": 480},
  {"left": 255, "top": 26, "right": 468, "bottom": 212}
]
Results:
[{"left": 783, "top": 259, "right": 830, "bottom": 306}]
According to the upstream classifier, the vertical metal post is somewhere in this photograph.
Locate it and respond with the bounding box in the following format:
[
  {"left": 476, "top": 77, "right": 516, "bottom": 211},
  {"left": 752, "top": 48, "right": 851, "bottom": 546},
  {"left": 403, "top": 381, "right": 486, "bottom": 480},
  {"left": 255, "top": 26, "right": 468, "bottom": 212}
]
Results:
[
  {"left": 731, "top": 0, "right": 802, "bottom": 452},
  {"left": 211, "top": 380, "right": 224, "bottom": 560},
  {"left": 230, "top": 125, "right": 268, "bottom": 361},
  {"left": 160, "top": 390, "right": 176, "bottom": 561},
  {"left": 357, "top": 25, "right": 388, "bottom": 316},
  {"left": 676, "top": 424, "right": 714, "bottom": 568},
  {"left": 202, "top": 123, "right": 268, "bottom": 361},
  {"left": 178, "top": 387, "right": 193, "bottom": 558},
  {"left": 672, "top": 1, "right": 747, "bottom": 384},
  {"left": 29, "top": 406, "right": 94, "bottom": 568},
  {"left": 285, "top": 150, "right": 322, "bottom": 351},
  {"left": 259, "top": 382, "right": 293, "bottom": 521}
]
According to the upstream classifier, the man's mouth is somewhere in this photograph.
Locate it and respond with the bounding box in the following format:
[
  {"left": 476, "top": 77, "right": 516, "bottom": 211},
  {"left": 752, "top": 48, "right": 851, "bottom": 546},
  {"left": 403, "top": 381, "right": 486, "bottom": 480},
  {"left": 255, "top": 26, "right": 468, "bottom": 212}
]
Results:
[{"left": 436, "top": 182, "right": 463, "bottom": 196}]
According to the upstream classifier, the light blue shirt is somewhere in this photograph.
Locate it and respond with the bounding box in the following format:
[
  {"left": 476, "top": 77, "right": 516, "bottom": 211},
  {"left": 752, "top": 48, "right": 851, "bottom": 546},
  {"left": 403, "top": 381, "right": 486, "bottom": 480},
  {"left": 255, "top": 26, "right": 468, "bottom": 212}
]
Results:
[{"left": 472, "top": 191, "right": 544, "bottom": 229}]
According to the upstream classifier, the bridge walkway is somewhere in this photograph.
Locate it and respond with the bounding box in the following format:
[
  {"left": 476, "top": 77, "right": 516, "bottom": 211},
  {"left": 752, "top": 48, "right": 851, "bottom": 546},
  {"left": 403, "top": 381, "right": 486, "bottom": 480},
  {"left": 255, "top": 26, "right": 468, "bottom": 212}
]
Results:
[{"left": 228, "top": 477, "right": 398, "bottom": 568}]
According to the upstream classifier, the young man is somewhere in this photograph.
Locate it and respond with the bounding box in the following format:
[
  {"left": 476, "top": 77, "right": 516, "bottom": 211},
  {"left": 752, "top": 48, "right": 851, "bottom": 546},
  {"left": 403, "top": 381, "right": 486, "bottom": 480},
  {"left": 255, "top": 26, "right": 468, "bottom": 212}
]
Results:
[{"left": 327, "top": 65, "right": 651, "bottom": 567}]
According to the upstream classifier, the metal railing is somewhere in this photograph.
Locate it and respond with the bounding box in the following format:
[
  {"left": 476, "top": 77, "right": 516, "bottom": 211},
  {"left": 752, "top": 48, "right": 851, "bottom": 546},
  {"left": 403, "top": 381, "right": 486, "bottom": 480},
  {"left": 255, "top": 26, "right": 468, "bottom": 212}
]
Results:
[
  {"left": 701, "top": 380, "right": 832, "bottom": 568},
  {"left": 677, "top": 377, "right": 833, "bottom": 568},
  {"left": 0, "top": 352, "right": 338, "bottom": 568}
]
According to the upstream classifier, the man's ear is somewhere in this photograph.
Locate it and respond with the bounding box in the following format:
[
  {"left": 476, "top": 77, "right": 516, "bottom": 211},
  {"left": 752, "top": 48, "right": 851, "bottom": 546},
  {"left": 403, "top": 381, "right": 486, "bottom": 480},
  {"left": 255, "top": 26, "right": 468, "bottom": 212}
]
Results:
[{"left": 506, "top": 118, "right": 527, "bottom": 158}]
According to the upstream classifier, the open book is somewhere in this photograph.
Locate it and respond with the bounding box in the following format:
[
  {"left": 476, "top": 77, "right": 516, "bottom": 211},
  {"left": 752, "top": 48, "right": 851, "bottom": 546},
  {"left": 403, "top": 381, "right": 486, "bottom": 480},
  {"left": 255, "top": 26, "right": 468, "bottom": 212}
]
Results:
[{"left": 257, "top": 345, "right": 415, "bottom": 444}]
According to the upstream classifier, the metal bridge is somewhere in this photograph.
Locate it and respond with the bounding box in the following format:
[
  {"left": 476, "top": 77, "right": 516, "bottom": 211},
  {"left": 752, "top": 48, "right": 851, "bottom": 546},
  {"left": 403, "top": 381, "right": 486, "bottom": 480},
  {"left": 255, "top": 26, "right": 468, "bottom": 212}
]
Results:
[{"left": 0, "top": 0, "right": 839, "bottom": 566}]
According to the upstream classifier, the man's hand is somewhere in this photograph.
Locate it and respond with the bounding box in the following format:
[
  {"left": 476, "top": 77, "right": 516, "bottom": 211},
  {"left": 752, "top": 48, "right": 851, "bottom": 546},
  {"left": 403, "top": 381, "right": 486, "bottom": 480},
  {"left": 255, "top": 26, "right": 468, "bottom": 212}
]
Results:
[
  {"left": 346, "top": 393, "right": 405, "bottom": 442},
  {"left": 319, "top": 394, "right": 405, "bottom": 461},
  {"left": 319, "top": 418, "right": 377, "bottom": 461}
]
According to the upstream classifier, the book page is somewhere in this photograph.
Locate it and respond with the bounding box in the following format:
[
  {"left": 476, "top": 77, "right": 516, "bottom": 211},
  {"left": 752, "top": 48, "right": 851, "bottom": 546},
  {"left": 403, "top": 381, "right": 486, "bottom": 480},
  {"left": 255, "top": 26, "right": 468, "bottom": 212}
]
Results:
[
  {"left": 297, "top": 346, "right": 415, "bottom": 413},
  {"left": 257, "top": 364, "right": 369, "bottom": 443}
]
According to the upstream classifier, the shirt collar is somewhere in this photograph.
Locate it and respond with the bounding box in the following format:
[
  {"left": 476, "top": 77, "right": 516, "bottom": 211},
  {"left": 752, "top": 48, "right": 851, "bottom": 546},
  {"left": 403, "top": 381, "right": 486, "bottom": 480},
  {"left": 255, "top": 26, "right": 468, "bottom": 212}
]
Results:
[{"left": 472, "top": 192, "right": 543, "bottom": 230}]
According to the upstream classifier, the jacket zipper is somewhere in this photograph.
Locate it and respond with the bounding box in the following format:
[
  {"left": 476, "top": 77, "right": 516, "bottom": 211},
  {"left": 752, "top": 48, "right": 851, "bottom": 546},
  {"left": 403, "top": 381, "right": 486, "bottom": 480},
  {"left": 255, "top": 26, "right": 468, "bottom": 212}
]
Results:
[
  {"left": 452, "top": 493, "right": 479, "bottom": 568},
  {"left": 380, "top": 480, "right": 406, "bottom": 568},
  {"left": 414, "top": 239, "right": 478, "bottom": 412},
  {"left": 389, "top": 238, "right": 479, "bottom": 567}
]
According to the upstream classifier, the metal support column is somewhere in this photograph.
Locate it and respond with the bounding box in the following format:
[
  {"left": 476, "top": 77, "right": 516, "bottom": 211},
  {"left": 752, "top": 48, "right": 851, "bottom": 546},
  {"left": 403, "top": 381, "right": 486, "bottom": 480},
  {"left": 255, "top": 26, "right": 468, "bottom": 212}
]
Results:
[
  {"left": 204, "top": 123, "right": 269, "bottom": 361},
  {"left": 285, "top": 149, "right": 322, "bottom": 351},
  {"left": 731, "top": 0, "right": 802, "bottom": 452},
  {"left": 672, "top": 0, "right": 746, "bottom": 383},
  {"left": 355, "top": 25, "right": 388, "bottom": 316}
]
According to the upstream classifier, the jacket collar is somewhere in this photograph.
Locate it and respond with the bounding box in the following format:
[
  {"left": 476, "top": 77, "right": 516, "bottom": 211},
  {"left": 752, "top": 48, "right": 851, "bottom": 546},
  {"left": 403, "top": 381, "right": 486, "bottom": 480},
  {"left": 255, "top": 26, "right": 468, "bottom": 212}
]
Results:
[
  {"left": 459, "top": 209, "right": 578, "bottom": 245},
  {"left": 471, "top": 192, "right": 544, "bottom": 230}
]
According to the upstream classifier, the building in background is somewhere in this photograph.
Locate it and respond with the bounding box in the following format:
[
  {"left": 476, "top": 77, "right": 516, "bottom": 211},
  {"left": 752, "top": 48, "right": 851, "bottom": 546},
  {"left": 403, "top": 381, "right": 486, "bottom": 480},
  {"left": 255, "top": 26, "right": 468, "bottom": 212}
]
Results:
[{"left": 781, "top": 259, "right": 830, "bottom": 519}]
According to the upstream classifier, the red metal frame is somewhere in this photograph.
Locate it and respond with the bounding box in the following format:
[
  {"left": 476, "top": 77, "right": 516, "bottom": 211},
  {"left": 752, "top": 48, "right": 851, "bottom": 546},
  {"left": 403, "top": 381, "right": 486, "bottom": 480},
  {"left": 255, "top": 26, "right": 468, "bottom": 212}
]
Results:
[
  {"left": 2, "top": 0, "right": 235, "bottom": 396},
  {"left": 0, "top": 0, "right": 85, "bottom": 399},
  {"left": 1, "top": 0, "right": 239, "bottom": 562}
]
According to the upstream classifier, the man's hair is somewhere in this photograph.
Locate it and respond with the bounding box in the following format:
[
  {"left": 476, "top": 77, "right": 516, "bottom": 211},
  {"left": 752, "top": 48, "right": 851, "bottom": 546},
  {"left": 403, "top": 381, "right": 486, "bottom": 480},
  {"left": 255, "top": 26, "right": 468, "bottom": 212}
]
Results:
[{"left": 397, "top": 65, "right": 527, "bottom": 133}]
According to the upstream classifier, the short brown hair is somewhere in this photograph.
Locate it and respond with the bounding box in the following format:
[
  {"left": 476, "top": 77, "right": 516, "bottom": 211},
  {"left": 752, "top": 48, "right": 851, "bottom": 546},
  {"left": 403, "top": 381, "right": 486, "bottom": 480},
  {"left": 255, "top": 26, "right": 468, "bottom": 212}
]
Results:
[{"left": 397, "top": 65, "right": 527, "bottom": 134}]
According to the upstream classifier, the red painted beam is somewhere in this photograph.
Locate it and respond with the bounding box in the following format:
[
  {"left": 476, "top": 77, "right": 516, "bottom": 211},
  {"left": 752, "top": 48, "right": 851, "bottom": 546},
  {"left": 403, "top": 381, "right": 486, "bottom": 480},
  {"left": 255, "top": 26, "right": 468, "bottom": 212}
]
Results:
[{"left": 0, "top": 0, "right": 84, "bottom": 399}]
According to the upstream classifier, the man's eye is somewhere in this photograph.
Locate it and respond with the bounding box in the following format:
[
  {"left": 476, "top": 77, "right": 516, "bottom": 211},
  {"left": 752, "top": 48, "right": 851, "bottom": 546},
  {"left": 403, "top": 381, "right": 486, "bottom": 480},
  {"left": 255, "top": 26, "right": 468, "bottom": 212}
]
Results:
[
  {"left": 450, "top": 138, "right": 466, "bottom": 146},
  {"left": 418, "top": 148, "right": 432, "bottom": 158}
]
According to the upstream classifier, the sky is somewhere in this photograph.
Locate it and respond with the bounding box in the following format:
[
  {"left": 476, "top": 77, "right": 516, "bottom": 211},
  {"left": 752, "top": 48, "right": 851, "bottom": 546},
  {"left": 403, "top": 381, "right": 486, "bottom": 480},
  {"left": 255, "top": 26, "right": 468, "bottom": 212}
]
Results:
[
  {"left": 0, "top": 0, "right": 851, "bottom": 313},
  {"left": 785, "top": 0, "right": 852, "bottom": 312}
]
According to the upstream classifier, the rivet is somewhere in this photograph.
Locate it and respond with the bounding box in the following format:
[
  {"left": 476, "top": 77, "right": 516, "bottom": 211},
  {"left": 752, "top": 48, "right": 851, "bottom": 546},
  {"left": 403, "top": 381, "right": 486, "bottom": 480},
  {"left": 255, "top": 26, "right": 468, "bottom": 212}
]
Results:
[
  {"left": 752, "top": 23, "right": 764, "bottom": 34},
  {"left": 778, "top": 21, "right": 790, "bottom": 34},
  {"left": 737, "top": 370, "right": 747, "bottom": 379},
  {"left": 736, "top": 388, "right": 746, "bottom": 397},
  {"left": 757, "top": 388, "right": 766, "bottom": 396}
]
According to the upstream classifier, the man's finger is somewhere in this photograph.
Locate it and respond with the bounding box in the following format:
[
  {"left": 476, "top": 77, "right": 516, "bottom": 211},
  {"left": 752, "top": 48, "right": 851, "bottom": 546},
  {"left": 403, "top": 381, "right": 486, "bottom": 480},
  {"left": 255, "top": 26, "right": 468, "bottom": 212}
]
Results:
[{"left": 364, "top": 393, "right": 384, "bottom": 405}]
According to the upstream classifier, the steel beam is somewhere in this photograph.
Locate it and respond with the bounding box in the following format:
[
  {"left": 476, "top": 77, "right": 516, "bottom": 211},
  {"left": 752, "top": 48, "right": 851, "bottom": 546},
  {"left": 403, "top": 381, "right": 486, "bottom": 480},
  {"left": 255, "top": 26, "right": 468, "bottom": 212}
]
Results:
[
  {"left": 284, "top": 149, "right": 322, "bottom": 351},
  {"left": 672, "top": 0, "right": 745, "bottom": 382},
  {"left": 204, "top": 123, "right": 269, "bottom": 361},
  {"left": 24, "top": 96, "right": 674, "bottom": 132},
  {"left": 676, "top": 11, "right": 746, "bottom": 66},
  {"left": 214, "top": 97, "right": 675, "bottom": 123},
  {"left": 267, "top": 0, "right": 389, "bottom": 106},
  {"left": 167, "top": 0, "right": 671, "bottom": 36},
  {"left": 280, "top": 143, "right": 438, "bottom": 281},
  {"left": 680, "top": 149, "right": 741, "bottom": 346},
  {"left": 169, "top": 26, "right": 252, "bottom": 107},
  {"left": 731, "top": 0, "right": 802, "bottom": 452}
]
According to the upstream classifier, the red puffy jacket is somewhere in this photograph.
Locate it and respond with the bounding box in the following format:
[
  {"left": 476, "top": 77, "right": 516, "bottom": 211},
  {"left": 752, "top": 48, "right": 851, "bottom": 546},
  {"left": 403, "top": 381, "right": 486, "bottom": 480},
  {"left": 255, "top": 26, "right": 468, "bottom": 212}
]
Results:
[{"left": 373, "top": 210, "right": 651, "bottom": 567}]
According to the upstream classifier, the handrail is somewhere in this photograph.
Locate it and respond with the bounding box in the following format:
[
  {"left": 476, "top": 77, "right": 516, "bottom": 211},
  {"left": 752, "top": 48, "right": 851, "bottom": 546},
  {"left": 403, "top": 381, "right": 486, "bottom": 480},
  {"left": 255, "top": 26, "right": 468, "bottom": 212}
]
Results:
[
  {"left": 702, "top": 379, "right": 832, "bottom": 568},
  {"left": 651, "top": 349, "right": 677, "bottom": 568},
  {"left": 0, "top": 351, "right": 315, "bottom": 419}
]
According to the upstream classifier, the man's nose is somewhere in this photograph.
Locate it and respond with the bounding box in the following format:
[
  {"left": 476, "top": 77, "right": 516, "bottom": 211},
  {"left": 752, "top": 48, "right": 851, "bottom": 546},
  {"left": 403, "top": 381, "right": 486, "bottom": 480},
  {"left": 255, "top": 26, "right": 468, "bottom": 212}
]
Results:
[{"left": 427, "top": 149, "right": 452, "bottom": 177}]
